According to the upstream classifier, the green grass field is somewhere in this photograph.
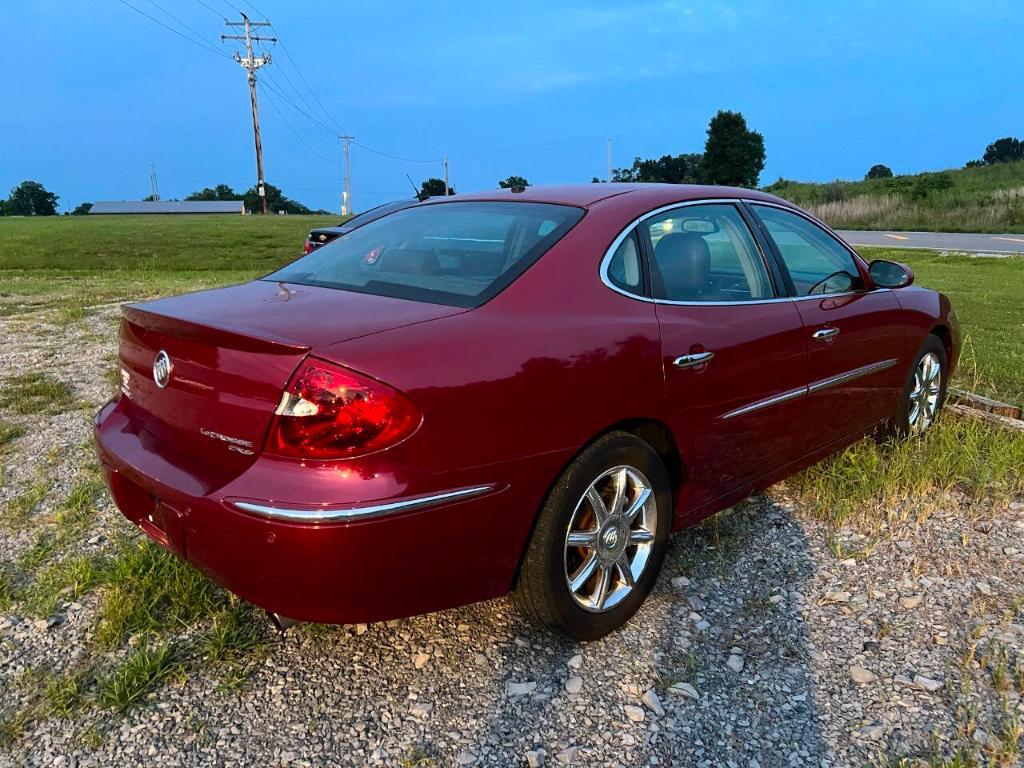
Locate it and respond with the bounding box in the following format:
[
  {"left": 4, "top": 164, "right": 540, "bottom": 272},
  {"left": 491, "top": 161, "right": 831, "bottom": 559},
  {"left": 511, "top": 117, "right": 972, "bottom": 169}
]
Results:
[
  {"left": 0, "top": 213, "right": 335, "bottom": 272},
  {"left": 860, "top": 247, "right": 1024, "bottom": 407},
  {"left": 765, "top": 161, "right": 1024, "bottom": 233},
  {"left": 0, "top": 215, "right": 1021, "bottom": 407},
  {"left": 1, "top": 214, "right": 1022, "bottom": 740}
]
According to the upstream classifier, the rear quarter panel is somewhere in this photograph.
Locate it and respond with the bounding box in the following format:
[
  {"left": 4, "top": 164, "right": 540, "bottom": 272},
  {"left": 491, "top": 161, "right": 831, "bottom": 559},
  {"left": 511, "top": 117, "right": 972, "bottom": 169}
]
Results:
[{"left": 319, "top": 217, "right": 666, "bottom": 473}]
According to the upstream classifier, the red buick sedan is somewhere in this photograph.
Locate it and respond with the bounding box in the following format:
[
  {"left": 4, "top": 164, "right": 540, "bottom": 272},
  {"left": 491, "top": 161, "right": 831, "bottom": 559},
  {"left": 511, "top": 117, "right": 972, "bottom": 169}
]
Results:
[{"left": 94, "top": 184, "right": 958, "bottom": 640}]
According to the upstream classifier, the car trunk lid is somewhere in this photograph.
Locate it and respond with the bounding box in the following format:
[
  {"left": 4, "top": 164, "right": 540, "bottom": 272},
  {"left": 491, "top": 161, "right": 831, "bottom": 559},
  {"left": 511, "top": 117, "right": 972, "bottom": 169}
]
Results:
[{"left": 116, "top": 280, "right": 464, "bottom": 490}]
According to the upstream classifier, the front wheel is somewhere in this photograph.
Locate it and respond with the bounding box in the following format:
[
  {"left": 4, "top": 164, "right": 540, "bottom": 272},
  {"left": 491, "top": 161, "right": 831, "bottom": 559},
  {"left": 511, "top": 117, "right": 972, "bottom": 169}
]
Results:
[
  {"left": 513, "top": 431, "right": 672, "bottom": 641},
  {"left": 888, "top": 335, "right": 948, "bottom": 438}
]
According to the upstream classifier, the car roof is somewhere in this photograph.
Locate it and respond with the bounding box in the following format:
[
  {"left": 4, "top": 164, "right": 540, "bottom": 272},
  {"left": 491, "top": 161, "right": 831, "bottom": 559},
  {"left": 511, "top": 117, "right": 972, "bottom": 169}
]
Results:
[{"left": 423, "top": 183, "right": 792, "bottom": 209}]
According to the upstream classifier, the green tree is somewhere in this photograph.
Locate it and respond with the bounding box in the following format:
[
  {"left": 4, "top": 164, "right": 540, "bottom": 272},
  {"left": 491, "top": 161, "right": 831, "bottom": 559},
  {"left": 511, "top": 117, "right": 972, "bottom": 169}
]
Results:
[
  {"left": 612, "top": 153, "right": 704, "bottom": 184},
  {"left": 69, "top": 202, "right": 93, "bottom": 215},
  {"left": 866, "top": 164, "right": 893, "bottom": 179},
  {"left": 702, "top": 111, "right": 765, "bottom": 188},
  {"left": 242, "top": 183, "right": 311, "bottom": 214},
  {"left": 498, "top": 175, "right": 530, "bottom": 189},
  {"left": 982, "top": 137, "right": 1024, "bottom": 165},
  {"left": 4, "top": 180, "right": 60, "bottom": 216},
  {"left": 420, "top": 178, "right": 455, "bottom": 197},
  {"left": 186, "top": 183, "right": 242, "bottom": 201}
]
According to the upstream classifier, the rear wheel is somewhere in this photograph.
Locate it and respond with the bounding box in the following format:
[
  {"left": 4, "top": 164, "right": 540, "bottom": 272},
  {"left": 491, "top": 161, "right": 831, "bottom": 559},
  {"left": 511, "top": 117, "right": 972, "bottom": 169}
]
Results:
[
  {"left": 513, "top": 431, "right": 672, "bottom": 640},
  {"left": 888, "top": 335, "right": 947, "bottom": 438}
]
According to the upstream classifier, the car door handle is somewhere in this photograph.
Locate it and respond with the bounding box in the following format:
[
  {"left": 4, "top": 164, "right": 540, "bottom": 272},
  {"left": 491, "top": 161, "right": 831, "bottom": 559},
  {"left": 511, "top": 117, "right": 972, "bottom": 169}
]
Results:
[
  {"left": 812, "top": 327, "right": 840, "bottom": 340},
  {"left": 673, "top": 351, "right": 715, "bottom": 369}
]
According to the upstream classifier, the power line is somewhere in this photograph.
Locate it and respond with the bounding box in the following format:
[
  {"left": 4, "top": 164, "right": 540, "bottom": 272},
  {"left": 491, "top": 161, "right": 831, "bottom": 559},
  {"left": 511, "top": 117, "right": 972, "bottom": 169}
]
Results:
[
  {"left": 191, "top": 0, "right": 227, "bottom": 21},
  {"left": 239, "top": 0, "right": 267, "bottom": 20},
  {"left": 116, "top": 0, "right": 231, "bottom": 59},
  {"left": 352, "top": 140, "right": 443, "bottom": 164},
  {"left": 230, "top": 1, "right": 344, "bottom": 131},
  {"left": 264, "top": 51, "right": 327, "bottom": 131},
  {"left": 258, "top": 83, "right": 332, "bottom": 162},
  {"left": 142, "top": 0, "right": 216, "bottom": 50},
  {"left": 260, "top": 73, "right": 338, "bottom": 135},
  {"left": 217, "top": 0, "right": 244, "bottom": 15},
  {"left": 267, "top": 27, "right": 343, "bottom": 131}
]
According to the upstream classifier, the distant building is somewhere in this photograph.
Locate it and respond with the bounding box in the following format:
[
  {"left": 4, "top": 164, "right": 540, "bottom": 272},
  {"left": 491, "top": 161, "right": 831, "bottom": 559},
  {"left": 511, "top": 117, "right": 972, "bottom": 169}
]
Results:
[{"left": 89, "top": 200, "right": 245, "bottom": 215}]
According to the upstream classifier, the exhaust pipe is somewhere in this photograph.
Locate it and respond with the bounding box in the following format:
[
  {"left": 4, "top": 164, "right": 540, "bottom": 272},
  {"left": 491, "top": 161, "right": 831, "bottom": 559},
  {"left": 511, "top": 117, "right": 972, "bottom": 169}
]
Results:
[{"left": 267, "top": 611, "right": 300, "bottom": 632}]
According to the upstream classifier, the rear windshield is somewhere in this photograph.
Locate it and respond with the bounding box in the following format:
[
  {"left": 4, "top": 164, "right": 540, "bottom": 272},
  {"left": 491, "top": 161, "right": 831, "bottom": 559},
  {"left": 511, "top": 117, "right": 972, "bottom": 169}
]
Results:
[{"left": 266, "top": 201, "right": 584, "bottom": 308}]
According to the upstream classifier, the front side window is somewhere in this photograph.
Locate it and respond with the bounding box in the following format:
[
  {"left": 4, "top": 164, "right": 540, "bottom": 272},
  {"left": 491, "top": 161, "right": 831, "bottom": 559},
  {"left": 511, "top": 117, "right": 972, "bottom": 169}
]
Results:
[
  {"left": 644, "top": 204, "right": 774, "bottom": 302},
  {"left": 267, "top": 202, "right": 584, "bottom": 308},
  {"left": 753, "top": 205, "right": 864, "bottom": 296}
]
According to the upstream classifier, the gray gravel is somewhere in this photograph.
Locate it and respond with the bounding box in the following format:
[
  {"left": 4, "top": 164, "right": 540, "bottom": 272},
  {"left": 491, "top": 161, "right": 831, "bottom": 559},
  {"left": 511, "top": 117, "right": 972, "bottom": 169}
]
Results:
[{"left": 2, "top": 304, "right": 1022, "bottom": 767}]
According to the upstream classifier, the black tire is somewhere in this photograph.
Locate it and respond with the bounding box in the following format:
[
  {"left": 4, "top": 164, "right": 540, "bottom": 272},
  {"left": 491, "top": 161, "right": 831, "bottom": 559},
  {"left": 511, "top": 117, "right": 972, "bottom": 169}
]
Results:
[
  {"left": 513, "top": 431, "right": 672, "bottom": 641},
  {"left": 886, "top": 334, "right": 948, "bottom": 439}
]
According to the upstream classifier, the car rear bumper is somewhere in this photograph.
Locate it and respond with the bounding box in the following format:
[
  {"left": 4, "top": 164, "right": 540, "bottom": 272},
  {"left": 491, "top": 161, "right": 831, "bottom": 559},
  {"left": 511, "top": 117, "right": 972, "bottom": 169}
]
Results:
[{"left": 94, "top": 398, "right": 562, "bottom": 625}]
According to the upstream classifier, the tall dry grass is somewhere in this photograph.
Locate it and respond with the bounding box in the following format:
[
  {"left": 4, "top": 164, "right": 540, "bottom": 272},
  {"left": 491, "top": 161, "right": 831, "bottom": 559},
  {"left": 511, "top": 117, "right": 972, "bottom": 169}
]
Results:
[{"left": 806, "top": 194, "right": 1024, "bottom": 233}]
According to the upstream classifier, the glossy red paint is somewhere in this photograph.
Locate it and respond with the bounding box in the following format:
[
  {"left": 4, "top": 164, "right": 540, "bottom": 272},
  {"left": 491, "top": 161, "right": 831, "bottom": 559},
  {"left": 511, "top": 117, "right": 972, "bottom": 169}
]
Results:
[{"left": 94, "top": 184, "right": 959, "bottom": 625}]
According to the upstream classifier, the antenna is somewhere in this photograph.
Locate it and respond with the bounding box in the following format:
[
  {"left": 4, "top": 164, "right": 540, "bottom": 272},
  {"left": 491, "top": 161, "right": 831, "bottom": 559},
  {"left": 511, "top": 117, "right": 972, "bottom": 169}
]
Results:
[{"left": 406, "top": 174, "right": 425, "bottom": 201}]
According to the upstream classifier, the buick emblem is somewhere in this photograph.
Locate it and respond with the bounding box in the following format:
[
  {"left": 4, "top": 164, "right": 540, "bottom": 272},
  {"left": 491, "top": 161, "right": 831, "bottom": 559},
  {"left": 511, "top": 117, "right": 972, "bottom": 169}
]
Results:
[{"left": 152, "top": 350, "right": 173, "bottom": 389}]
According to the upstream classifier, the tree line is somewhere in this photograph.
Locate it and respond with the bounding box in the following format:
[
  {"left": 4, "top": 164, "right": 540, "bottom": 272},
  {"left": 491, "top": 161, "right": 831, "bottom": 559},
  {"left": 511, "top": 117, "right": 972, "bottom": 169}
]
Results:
[
  {"left": 182, "top": 182, "right": 317, "bottom": 214},
  {"left": 489, "top": 112, "right": 767, "bottom": 190},
  {"left": 4, "top": 128, "right": 1023, "bottom": 216},
  {"left": 863, "top": 136, "right": 1024, "bottom": 181}
]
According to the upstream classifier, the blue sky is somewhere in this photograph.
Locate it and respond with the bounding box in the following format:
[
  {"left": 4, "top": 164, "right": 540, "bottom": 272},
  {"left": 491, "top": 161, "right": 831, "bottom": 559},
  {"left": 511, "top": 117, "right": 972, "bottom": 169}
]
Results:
[{"left": 2, "top": 1, "right": 1021, "bottom": 213}]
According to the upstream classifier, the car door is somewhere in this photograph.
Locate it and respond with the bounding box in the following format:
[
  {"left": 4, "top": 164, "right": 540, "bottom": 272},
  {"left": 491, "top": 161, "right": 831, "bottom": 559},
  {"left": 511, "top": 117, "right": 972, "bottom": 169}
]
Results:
[
  {"left": 747, "top": 203, "right": 905, "bottom": 450},
  {"left": 626, "top": 202, "right": 810, "bottom": 513}
]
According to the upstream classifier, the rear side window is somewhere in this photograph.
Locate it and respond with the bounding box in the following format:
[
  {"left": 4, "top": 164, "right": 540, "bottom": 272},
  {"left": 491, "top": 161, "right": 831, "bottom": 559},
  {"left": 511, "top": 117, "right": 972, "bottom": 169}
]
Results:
[
  {"left": 606, "top": 231, "right": 643, "bottom": 292},
  {"left": 268, "top": 202, "right": 584, "bottom": 308},
  {"left": 644, "top": 204, "right": 774, "bottom": 302},
  {"left": 752, "top": 205, "right": 864, "bottom": 295}
]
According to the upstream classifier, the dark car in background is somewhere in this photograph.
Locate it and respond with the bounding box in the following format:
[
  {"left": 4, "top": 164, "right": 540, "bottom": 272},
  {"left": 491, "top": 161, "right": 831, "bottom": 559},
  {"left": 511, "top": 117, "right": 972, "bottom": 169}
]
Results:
[{"left": 304, "top": 198, "right": 420, "bottom": 253}]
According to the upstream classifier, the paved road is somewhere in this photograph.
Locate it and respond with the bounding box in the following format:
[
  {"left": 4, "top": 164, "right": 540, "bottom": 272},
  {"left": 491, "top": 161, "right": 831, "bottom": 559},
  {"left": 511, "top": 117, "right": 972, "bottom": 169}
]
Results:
[{"left": 836, "top": 229, "right": 1024, "bottom": 254}]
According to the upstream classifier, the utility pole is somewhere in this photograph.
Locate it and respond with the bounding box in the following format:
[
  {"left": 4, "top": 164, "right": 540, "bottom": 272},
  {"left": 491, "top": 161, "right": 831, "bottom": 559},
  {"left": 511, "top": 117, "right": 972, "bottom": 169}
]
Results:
[
  {"left": 443, "top": 155, "right": 449, "bottom": 196},
  {"left": 223, "top": 14, "right": 275, "bottom": 214},
  {"left": 338, "top": 134, "right": 354, "bottom": 215},
  {"left": 148, "top": 163, "right": 160, "bottom": 201},
  {"left": 607, "top": 138, "right": 612, "bottom": 183}
]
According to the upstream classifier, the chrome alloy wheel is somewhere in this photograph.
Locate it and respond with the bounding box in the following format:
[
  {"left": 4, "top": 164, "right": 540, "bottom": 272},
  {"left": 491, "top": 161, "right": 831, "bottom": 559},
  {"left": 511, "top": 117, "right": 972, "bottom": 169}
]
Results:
[
  {"left": 909, "top": 352, "right": 942, "bottom": 433},
  {"left": 563, "top": 465, "right": 657, "bottom": 613}
]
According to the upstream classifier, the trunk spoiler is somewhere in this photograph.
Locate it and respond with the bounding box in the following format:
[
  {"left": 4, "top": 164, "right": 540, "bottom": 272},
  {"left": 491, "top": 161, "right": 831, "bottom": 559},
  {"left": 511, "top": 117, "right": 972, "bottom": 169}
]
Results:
[{"left": 123, "top": 304, "right": 311, "bottom": 355}]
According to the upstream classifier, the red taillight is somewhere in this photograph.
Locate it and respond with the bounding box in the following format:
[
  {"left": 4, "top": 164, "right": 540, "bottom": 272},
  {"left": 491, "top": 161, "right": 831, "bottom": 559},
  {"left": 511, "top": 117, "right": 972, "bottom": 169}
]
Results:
[{"left": 265, "top": 358, "right": 420, "bottom": 460}]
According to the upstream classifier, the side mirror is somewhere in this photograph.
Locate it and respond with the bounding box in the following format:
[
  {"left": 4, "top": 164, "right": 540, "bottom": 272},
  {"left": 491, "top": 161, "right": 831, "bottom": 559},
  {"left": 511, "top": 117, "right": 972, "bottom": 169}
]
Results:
[{"left": 868, "top": 259, "right": 914, "bottom": 289}]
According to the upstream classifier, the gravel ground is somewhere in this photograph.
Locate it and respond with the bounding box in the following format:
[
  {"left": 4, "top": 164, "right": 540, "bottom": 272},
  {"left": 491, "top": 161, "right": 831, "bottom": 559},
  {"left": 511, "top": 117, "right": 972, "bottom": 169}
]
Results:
[{"left": 1, "top": 304, "right": 1022, "bottom": 767}]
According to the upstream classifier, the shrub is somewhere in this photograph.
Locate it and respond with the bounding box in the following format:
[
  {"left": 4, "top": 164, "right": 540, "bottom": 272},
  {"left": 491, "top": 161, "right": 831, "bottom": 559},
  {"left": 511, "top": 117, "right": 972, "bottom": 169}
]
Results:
[
  {"left": 866, "top": 164, "right": 893, "bottom": 179},
  {"left": 822, "top": 180, "right": 846, "bottom": 203},
  {"left": 911, "top": 171, "right": 954, "bottom": 200}
]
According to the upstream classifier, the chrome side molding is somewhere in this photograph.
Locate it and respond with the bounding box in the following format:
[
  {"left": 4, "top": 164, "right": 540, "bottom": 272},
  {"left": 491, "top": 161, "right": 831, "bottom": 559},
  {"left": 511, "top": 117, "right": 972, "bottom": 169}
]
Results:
[
  {"left": 721, "top": 386, "right": 807, "bottom": 420},
  {"left": 720, "top": 358, "right": 900, "bottom": 420},
  {"left": 807, "top": 358, "right": 898, "bottom": 393},
  {"left": 232, "top": 484, "right": 497, "bottom": 523}
]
